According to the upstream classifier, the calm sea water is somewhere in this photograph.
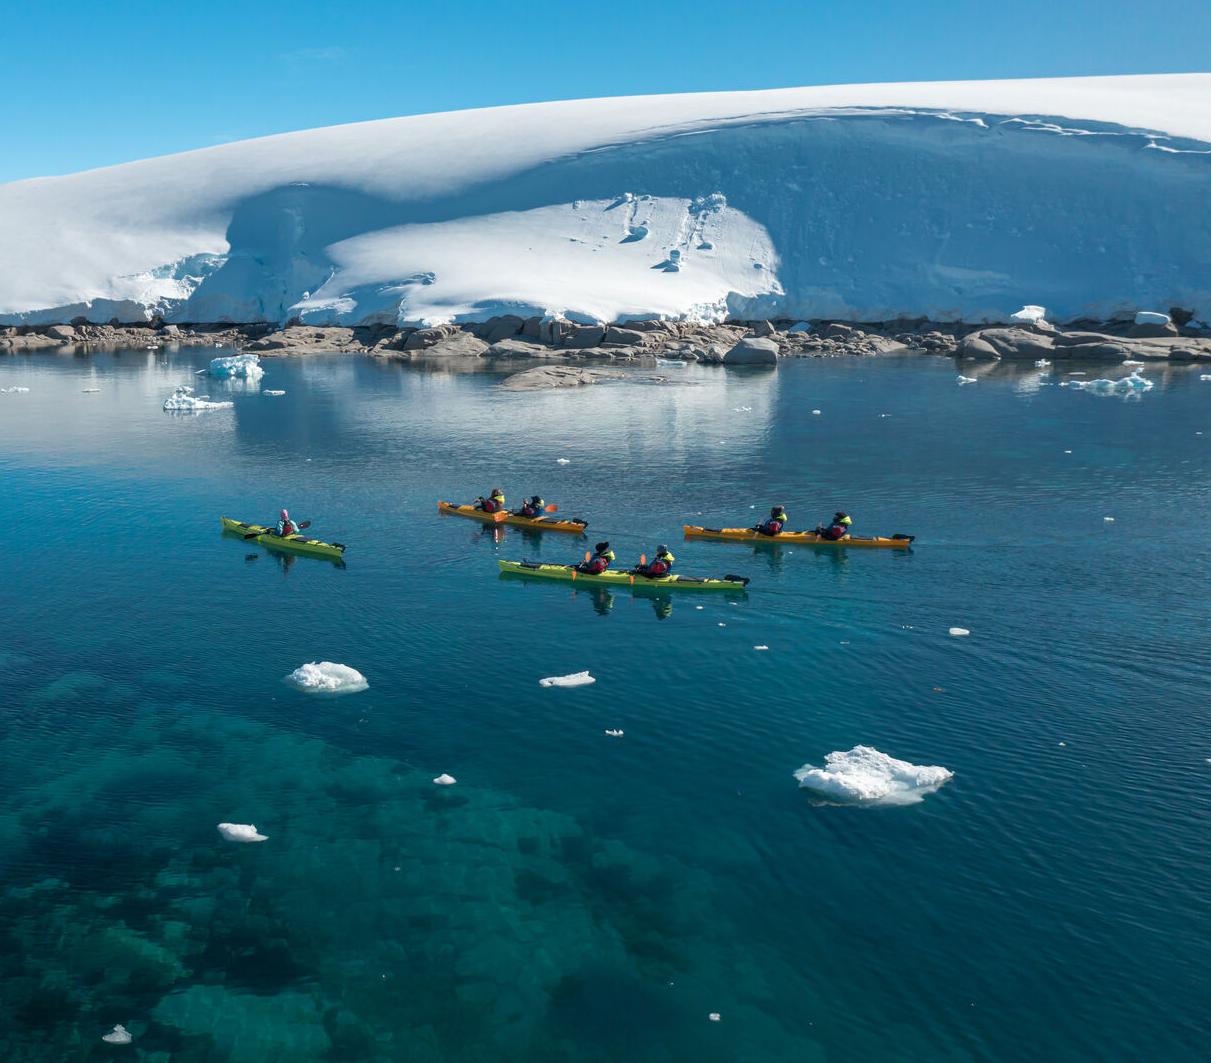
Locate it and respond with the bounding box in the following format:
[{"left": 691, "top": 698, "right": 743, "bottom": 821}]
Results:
[{"left": 0, "top": 348, "right": 1208, "bottom": 1061}]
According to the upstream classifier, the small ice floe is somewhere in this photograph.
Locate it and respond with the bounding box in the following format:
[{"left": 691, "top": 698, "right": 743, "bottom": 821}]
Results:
[
  {"left": 0, "top": 386, "right": 30, "bottom": 393},
  {"left": 733, "top": 405, "right": 752, "bottom": 412},
  {"left": 83, "top": 387, "right": 101, "bottom": 393},
  {"left": 101, "top": 1024, "right": 133, "bottom": 1045},
  {"left": 695, "top": 605, "right": 704, "bottom": 610},
  {"left": 285, "top": 661, "right": 369, "bottom": 694},
  {"left": 264, "top": 389, "right": 286, "bottom": 396},
  {"left": 145, "top": 344, "right": 159, "bottom": 350},
  {"left": 794, "top": 745, "right": 954, "bottom": 805},
  {"left": 217, "top": 823, "right": 268, "bottom": 843},
  {"left": 604, "top": 729, "right": 624, "bottom": 737},
  {"left": 1064, "top": 449, "right": 1073, "bottom": 454},
  {"left": 708, "top": 1013, "right": 722, "bottom": 1023},
  {"left": 956, "top": 375, "right": 977, "bottom": 385},
  {"left": 1104, "top": 516, "right": 1115, "bottom": 522},
  {"left": 162, "top": 385, "right": 233, "bottom": 411},
  {"left": 717, "top": 622, "right": 727, "bottom": 627},
  {"left": 433, "top": 773, "right": 457, "bottom": 785},
  {"left": 753, "top": 645, "right": 770, "bottom": 651},
  {"left": 1009, "top": 304, "right": 1047, "bottom": 324},
  {"left": 208, "top": 353, "right": 263, "bottom": 380},
  {"left": 556, "top": 457, "right": 571, "bottom": 465},
  {"left": 949, "top": 627, "right": 970, "bottom": 637},
  {"left": 539, "top": 671, "right": 595, "bottom": 688},
  {"left": 1123, "top": 360, "right": 1145, "bottom": 367},
  {"left": 1034, "top": 359, "right": 1051, "bottom": 368},
  {"left": 1200, "top": 375, "right": 1211, "bottom": 382},
  {"left": 1062, "top": 371, "right": 1153, "bottom": 393},
  {"left": 811, "top": 409, "right": 821, "bottom": 415},
  {"left": 656, "top": 359, "right": 687, "bottom": 368},
  {"left": 1067, "top": 371, "right": 1086, "bottom": 376}
]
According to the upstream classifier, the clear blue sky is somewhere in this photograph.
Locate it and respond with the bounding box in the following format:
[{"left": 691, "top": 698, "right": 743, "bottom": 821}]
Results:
[{"left": 5, "top": 0, "right": 1208, "bottom": 183}]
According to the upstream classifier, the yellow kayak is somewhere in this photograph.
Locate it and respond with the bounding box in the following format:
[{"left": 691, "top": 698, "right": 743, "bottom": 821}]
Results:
[
  {"left": 438, "top": 501, "right": 588, "bottom": 534},
  {"left": 499, "top": 560, "right": 749, "bottom": 591},
  {"left": 221, "top": 517, "right": 346, "bottom": 560},
  {"left": 683, "top": 524, "right": 914, "bottom": 548}
]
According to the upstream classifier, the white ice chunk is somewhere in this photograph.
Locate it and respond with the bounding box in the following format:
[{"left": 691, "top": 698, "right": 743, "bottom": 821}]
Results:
[
  {"left": 794, "top": 745, "right": 954, "bottom": 805},
  {"left": 604, "top": 729, "right": 624, "bottom": 737},
  {"left": 433, "top": 773, "right": 457, "bottom": 785},
  {"left": 957, "top": 375, "right": 977, "bottom": 384},
  {"left": 1064, "top": 371, "right": 1153, "bottom": 393},
  {"left": 949, "top": 626, "right": 970, "bottom": 636},
  {"left": 264, "top": 389, "right": 286, "bottom": 396},
  {"left": 753, "top": 645, "right": 769, "bottom": 650},
  {"left": 1122, "top": 359, "right": 1144, "bottom": 367},
  {"left": 1104, "top": 516, "right": 1115, "bottom": 522},
  {"left": 539, "top": 670, "right": 596, "bottom": 688},
  {"left": 1034, "top": 359, "right": 1051, "bottom": 368},
  {"left": 208, "top": 353, "right": 264, "bottom": 380},
  {"left": 1009, "top": 304, "right": 1047, "bottom": 324},
  {"left": 556, "top": 457, "right": 571, "bottom": 464},
  {"left": 1201, "top": 374, "right": 1211, "bottom": 381},
  {"left": 708, "top": 1013, "right": 722, "bottom": 1022},
  {"left": 285, "top": 661, "right": 369, "bottom": 694},
  {"left": 162, "top": 385, "right": 233, "bottom": 411},
  {"left": 0, "top": 386, "right": 30, "bottom": 393},
  {"left": 83, "top": 387, "right": 101, "bottom": 392},
  {"left": 101, "top": 1025, "right": 133, "bottom": 1045},
  {"left": 1133, "top": 310, "right": 1170, "bottom": 325},
  {"left": 811, "top": 409, "right": 821, "bottom": 414},
  {"left": 217, "top": 823, "right": 268, "bottom": 843}
]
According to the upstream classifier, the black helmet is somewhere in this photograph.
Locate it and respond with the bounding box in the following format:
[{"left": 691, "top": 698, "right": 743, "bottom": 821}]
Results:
[
  {"left": 531, "top": 495, "right": 542, "bottom": 503},
  {"left": 595, "top": 541, "right": 610, "bottom": 553},
  {"left": 657, "top": 544, "right": 669, "bottom": 554},
  {"left": 834, "top": 511, "right": 848, "bottom": 520},
  {"left": 772, "top": 505, "right": 784, "bottom": 515},
  {"left": 491, "top": 487, "right": 502, "bottom": 495}
]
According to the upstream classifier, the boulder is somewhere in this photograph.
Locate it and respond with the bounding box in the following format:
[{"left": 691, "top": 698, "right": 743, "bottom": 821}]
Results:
[
  {"left": 750, "top": 320, "right": 776, "bottom": 337},
  {"left": 403, "top": 324, "right": 459, "bottom": 350},
  {"left": 159, "top": 323, "right": 181, "bottom": 336},
  {"left": 472, "top": 315, "right": 525, "bottom": 343},
  {"left": 824, "top": 323, "right": 855, "bottom": 339},
  {"left": 486, "top": 338, "right": 552, "bottom": 359},
  {"left": 602, "top": 326, "right": 647, "bottom": 347},
  {"left": 413, "top": 332, "right": 489, "bottom": 358},
  {"left": 563, "top": 325, "right": 607, "bottom": 349},
  {"left": 1127, "top": 321, "right": 1179, "bottom": 339},
  {"left": 722, "top": 336, "right": 778, "bottom": 366},
  {"left": 45, "top": 324, "right": 76, "bottom": 342},
  {"left": 958, "top": 327, "right": 1054, "bottom": 360}
]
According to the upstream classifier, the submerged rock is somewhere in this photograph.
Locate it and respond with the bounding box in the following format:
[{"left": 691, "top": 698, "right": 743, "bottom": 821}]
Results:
[{"left": 500, "top": 365, "right": 623, "bottom": 391}]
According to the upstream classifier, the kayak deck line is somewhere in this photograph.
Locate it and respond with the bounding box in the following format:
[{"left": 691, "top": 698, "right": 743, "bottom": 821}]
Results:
[
  {"left": 683, "top": 524, "right": 915, "bottom": 548},
  {"left": 498, "top": 559, "right": 750, "bottom": 591},
  {"left": 438, "top": 500, "right": 588, "bottom": 534},
  {"left": 220, "top": 517, "right": 347, "bottom": 560}
]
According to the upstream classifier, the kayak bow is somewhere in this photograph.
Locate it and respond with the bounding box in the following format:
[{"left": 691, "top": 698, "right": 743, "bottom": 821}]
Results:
[
  {"left": 221, "top": 517, "right": 346, "bottom": 560},
  {"left": 439, "top": 501, "right": 587, "bottom": 534},
  {"left": 683, "top": 525, "right": 914, "bottom": 548},
  {"left": 498, "top": 560, "right": 749, "bottom": 590}
]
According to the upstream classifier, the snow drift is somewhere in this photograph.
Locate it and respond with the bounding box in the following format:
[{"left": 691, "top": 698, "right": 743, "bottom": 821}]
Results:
[{"left": 2, "top": 75, "right": 1209, "bottom": 326}]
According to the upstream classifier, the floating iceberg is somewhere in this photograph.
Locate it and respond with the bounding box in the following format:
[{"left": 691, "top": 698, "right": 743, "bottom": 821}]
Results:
[
  {"left": 957, "top": 375, "right": 977, "bottom": 385},
  {"left": 101, "top": 1024, "right": 133, "bottom": 1045},
  {"left": 432, "top": 773, "right": 457, "bottom": 785},
  {"left": 539, "top": 670, "right": 596, "bottom": 688},
  {"left": 162, "top": 385, "right": 233, "bottom": 411},
  {"left": 285, "top": 661, "right": 369, "bottom": 694},
  {"left": 794, "top": 745, "right": 954, "bottom": 805},
  {"left": 1062, "top": 370, "right": 1154, "bottom": 393},
  {"left": 949, "top": 626, "right": 971, "bottom": 636},
  {"left": 264, "top": 389, "right": 286, "bottom": 396},
  {"left": 604, "top": 729, "right": 624, "bottom": 737},
  {"left": 207, "top": 353, "right": 264, "bottom": 380},
  {"left": 217, "top": 823, "right": 268, "bottom": 843}
]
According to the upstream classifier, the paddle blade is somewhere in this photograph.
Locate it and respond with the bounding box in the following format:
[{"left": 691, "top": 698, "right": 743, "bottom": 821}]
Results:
[
  {"left": 298, "top": 520, "right": 311, "bottom": 530},
  {"left": 544, "top": 504, "right": 558, "bottom": 513},
  {"left": 491, "top": 510, "right": 509, "bottom": 523},
  {"left": 640, "top": 553, "right": 646, "bottom": 567},
  {"left": 584, "top": 551, "right": 591, "bottom": 563}
]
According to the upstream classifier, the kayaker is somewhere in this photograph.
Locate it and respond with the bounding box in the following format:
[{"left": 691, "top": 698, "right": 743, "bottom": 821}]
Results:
[
  {"left": 756, "top": 505, "right": 789, "bottom": 536},
  {"left": 815, "top": 511, "right": 853, "bottom": 541},
  {"left": 275, "top": 509, "right": 299, "bottom": 537},
  {"left": 518, "top": 495, "right": 546, "bottom": 519},
  {"left": 477, "top": 488, "right": 506, "bottom": 514},
  {"left": 578, "top": 541, "right": 615, "bottom": 575},
  {"left": 638, "top": 545, "right": 676, "bottom": 578}
]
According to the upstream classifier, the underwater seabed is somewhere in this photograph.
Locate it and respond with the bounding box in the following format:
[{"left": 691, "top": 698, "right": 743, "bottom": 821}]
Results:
[{"left": 0, "top": 668, "right": 811, "bottom": 1062}]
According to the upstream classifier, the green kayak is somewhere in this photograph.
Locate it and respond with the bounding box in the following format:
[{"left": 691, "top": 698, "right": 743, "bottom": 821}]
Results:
[{"left": 498, "top": 560, "right": 749, "bottom": 591}]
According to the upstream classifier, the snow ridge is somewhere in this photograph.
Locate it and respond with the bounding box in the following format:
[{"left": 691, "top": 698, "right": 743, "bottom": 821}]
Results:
[{"left": 2, "top": 75, "right": 1209, "bottom": 326}]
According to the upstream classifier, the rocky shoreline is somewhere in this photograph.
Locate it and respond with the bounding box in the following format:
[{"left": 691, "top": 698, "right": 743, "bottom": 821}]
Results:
[{"left": 3, "top": 311, "right": 1209, "bottom": 369}]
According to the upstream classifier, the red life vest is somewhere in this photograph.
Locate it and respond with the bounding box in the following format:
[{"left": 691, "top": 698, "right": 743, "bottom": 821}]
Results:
[
  {"left": 822, "top": 524, "right": 846, "bottom": 541},
  {"left": 763, "top": 519, "right": 784, "bottom": 536},
  {"left": 646, "top": 559, "right": 670, "bottom": 577}
]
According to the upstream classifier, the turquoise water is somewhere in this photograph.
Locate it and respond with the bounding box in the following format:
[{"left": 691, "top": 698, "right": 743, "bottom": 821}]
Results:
[{"left": 1, "top": 349, "right": 1209, "bottom": 1061}]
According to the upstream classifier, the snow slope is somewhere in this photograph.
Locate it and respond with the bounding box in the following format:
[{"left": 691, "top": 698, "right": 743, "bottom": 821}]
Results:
[{"left": 2, "top": 74, "right": 1209, "bottom": 326}]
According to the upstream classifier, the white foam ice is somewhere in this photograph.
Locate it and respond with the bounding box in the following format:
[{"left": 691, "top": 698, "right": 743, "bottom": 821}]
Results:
[
  {"left": 101, "top": 1024, "right": 133, "bottom": 1045},
  {"left": 539, "top": 670, "right": 595, "bottom": 688},
  {"left": 949, "top": 626, "right": 971, "bottom": 636},
  {"left": 432, "top": 773, "right": 457, "bottom": 785},
  {"left": 207, "top": 353, "right": 264, "bottom": 380},
  {"left": 217, "top": 823, "right": 268, "bottom": 842},
  {"left": 957, "top": 375, "right": 977, "bottom": 384},
  {"left": 794, "top": 745, "right": 954, "bottom": 805},
  {"left": 285, "top": 661, "right": 369, "bottom": 694},
  {"left": 162, "top": 385, "right": 233, "bottom": 411},
  {"left": 1062, "top": 370, "right": 1154, "bottom": 393}
]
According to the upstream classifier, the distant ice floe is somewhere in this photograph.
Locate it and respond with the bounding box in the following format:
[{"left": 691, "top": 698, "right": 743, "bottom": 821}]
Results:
[
  {"left": 539, "top": 670, "right": 595, "bottom": 688},
  {"left": 556, "top": 457, "right": 571, "bottom": 464},
  {"left": 753, "top": 645, "right": 770, "bottom": 651},
  {"left": 285, "top": 661, "right": 369, "bottom": 694},
  {"left": 0, "top": 385, "right": 30, "bottom": 393},
  {"left": 1034, "top": 359, "right": 1051, "bottom": 368},
  {"left": 207, "top": 353, "right": 264, "bottom": 380},
  {"left": 794, "top": 745, "right": 954, "bottom": 805},
  {"left": 708, "top": 1012, "right": 722, "bottom": 1022},
  {"left": 217, "top": 823, "right": 268, "bottom": 843},
  {"left": 1061, "top": 370, "right": 1153, "bottom": 393},
  {"left": 1200, "top": 374, "right": 1211, "bottom": 381},
  {"left": 83, "top": 387, "right": 101, "bottom": 393},
  {"left": 432, "top": 773, "right": 456, "bottom": 785},
  {"left": 604, "top": 729, "right": 624, "bottom": 737},
  {"left": 956, "top": 375, "right": 977, "bottom": 385},
  {"left": 949, "top": 627, "right": 970, "bottom": 636},
  {"left": 101, "top": 1024, "right": 133, "bottom": 1045},
  {"left": 264, "top": 389, "right": 286, "bottom": 396},
  {"left": 163, "top": 385, "right": 233, "bottom": 411},
  {"left": 1104, "top": 516, "right": 1116, "bottom": 522}
]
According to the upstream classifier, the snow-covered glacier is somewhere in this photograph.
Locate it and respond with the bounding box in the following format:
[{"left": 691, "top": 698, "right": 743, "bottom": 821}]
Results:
[{"left": 1, "top": 74, "right": 1208, "bottom": 326}]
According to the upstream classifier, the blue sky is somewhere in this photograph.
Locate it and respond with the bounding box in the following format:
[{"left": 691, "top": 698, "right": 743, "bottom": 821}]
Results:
[{"left": 5, "top": 0, "right": 1208, "bottom": 182}]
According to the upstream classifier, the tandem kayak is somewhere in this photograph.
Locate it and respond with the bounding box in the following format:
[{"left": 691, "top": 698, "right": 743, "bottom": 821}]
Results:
[
  {"left": 499, "top": 560, "right": 750, "bottom": 590},
  {"left": 438, "top": 501, "right": 588, "bottom": 534},
  {"left": 683, "top": 525, "right": 915, "bottom": 549},
  {"left": 221, "top": 518, "right": 347, "bottom": 560}
]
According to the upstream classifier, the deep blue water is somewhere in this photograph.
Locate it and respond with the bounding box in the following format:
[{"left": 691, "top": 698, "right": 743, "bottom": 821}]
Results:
[{"left": 0, "top": 348, "right": 1209, "bottom": 1061}]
